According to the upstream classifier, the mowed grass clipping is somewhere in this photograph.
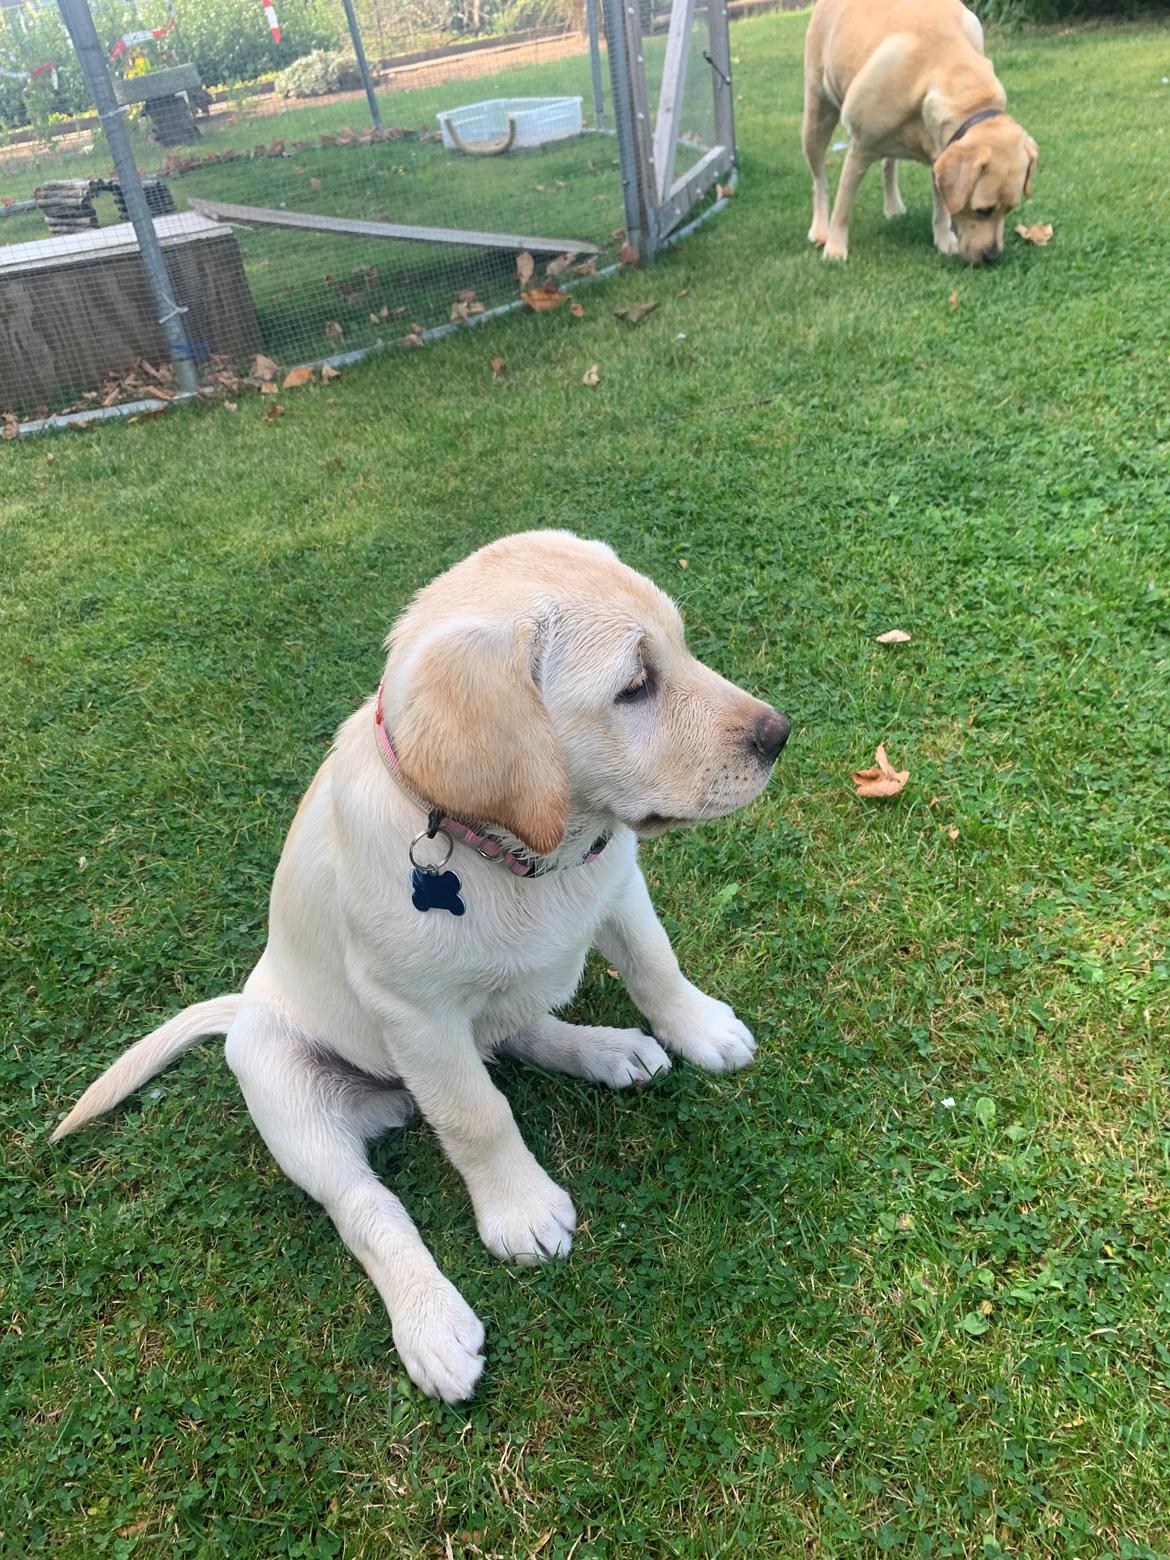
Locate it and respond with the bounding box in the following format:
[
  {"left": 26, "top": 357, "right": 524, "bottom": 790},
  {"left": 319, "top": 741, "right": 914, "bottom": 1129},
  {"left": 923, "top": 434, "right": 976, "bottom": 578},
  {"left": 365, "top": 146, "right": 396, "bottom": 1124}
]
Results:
[{"left": 2, "top": 11, "right": 1169, "bottom": 1559}]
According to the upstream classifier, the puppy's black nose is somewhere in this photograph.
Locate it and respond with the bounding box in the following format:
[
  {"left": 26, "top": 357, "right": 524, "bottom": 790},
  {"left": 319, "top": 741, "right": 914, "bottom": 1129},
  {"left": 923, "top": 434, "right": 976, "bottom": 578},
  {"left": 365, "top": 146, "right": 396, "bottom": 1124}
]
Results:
[
  {"left": 981, "top": 244, "right": 1002, "bottom": 264},
  {"left": 752, "top": 708, "right": 791, "bottom": 765}
]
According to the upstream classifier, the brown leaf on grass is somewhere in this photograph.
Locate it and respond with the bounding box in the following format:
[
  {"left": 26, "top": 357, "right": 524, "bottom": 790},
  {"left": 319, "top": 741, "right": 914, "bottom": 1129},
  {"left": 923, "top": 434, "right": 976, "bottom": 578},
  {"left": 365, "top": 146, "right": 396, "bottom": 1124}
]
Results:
[
  {"left": 545, "top": 251, "right": 579, "bottom": 279},
  {"left": 582, "top": 363, "right": 600, "bottom": 387},
  {"left": 874, "top": 629, "right": 912, "bottom": 644},
  {"left": 402, "top": 332, "right": 425, "bottom": 348},
  {"left": 325, "top": 320, "right": 344, "bottom": 342},
  {"left": 456, "top": 289, "right": 477, "bottom": 302},
  {"left": 282, "top": 365, "right": 314, "bottom": 389},
  {"left": 1016, "top": 222, "right": 1053, "bottom": 246},
  {"left": 569, "top": 300, "right": 585, "bottom": 318},
  {"left": 948, "top": 289, "right": 959, "bottom": 310},
  {"left": 259, "top": 381, "right": 279, "bottom": 395},
  {"left": 516, "top": 251, "right": 535, "bottom": 287},
  {"left": 490, "top": 356, "right": 506, "bottom": 380},
  {"left": 223, "top": 400, "right": 238, "bottom": 410},
  {"left": 309, "top": 177, "right": 321, "bottom": 191},
  {"left": 252, "top": 353, "right": 279, "bottom": 382},
  {"left": 715, "top": 182, "right": 735, "bottom": 200},
  {"left": 264, "top": 402, "right": 284, "bottom": 420},
  {"left": 2, "top": 413, "right": 19, "bottom": 441},
  {"left": 450, "top": 298, "right": 486, "bottom": 323},
  {"left": 852, "top": 744, "right": 910, "bottom": 798},
  {"left": 618, "top": 242, "right": 638, "bottom": 266},
  {"left": 321, "top": 363, "right": 341, "bottom": 382},
  {"left": 573, "top": 257, "right": 597, "bottom": 276},
  {"left": 947, "top": 825, "right": 960, "bottom": 840},
  {"left": 613, "top": 301, "right": 660, "bottom": 325},
  {"left": 522, "top": 286, "right": 567, "bottom": 312}
]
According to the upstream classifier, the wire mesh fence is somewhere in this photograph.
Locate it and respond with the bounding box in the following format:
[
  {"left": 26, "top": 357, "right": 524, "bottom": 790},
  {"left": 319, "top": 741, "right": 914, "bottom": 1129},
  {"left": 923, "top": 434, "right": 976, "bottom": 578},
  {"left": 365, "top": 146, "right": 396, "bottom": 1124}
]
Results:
[{"left": 1, "top": 0, "right": 734, "bottom": 427}]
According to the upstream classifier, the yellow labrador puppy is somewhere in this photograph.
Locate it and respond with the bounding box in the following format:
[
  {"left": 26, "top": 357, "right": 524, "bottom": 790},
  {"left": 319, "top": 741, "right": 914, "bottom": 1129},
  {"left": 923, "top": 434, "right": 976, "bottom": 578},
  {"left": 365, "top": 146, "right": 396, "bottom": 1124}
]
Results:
[
  {"left": 803, "top": 0, "right": 1038, "bottom": 263},
  {"left": 51, "top": 532, "right": 789, "bottom": 1404}
]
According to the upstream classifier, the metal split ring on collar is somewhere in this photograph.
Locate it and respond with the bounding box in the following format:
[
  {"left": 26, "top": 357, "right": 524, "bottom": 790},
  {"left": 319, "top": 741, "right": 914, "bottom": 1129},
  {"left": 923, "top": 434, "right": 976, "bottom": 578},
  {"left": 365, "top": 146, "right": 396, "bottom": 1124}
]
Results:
[{"left": 409, "top": 826, "right": 454, "bottom": 873}]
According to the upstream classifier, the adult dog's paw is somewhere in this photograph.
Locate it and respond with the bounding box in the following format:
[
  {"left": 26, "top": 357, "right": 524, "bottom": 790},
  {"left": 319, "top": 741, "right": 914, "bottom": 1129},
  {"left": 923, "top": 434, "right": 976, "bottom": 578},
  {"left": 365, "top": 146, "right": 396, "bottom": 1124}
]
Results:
[
  {"left": 652, "top": 988, "right": 757, "bottom": 1074},
  {"left": 393, "top": 1274, "right": 485, "bottom": 1404},
  {"left": 474, "top": 1161, "right": 576, "bottom": 1267}
]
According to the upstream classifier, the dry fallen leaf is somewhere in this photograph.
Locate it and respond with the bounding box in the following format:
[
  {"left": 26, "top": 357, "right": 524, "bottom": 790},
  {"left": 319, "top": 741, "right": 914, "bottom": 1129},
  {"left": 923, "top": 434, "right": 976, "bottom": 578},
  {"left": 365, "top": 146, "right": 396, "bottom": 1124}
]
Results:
[
  {"left": 613, "top": 301, "right": 659, "bottom": 325},
  {"left": 948, "top": 289, "right": 959, "bottom": 310},
  {"left": 264, "top": 402, "right": 284, "bottom": 420},
  {"left": 490, "top": 356, "right": 506, "bottom": 380},
  {"left": 852, "top": 743, "right": 910, "bottom": 799},
  {"left": 678, "top": 558, "right": 688, "bottom": 569},
  {"left": 545, "top": 251, "right": 579, "bottom": 279},
  {"left": 569, "top": 300, "right": 585, "bottom": 318},
  {"left": 320, "top": 363, "right": 341, "bottom": 382},
  {"left": 402, "top": 332, "right": 425, "bottom": 348},
  {"left": 282, "top": 365, "right": 314, "bottom": 389},
  {"left": 874, "top": 629, "right": 912, "bottom": 644},
  {"left": 618, "top": 242, "right": 638, "bottom": 266},
  {"left": 309, "top": 176, "right": 321, "bottom": 191},
  {"left": 522, "top": 286, "right": 568, "bottom": 312},
  {"left": 1016, "top": 222, "right": 1053, "bottom": 246},
  {"left": 259, "top": 380, "right": 279, "bottom": 395},
  {"left": 582, "top": 363, "right": 600, "bottom": 387},
  {"left": 947, "top": 825, "right": 960, "bottom": 841},
  {"left": 223, "top": 400, "right": 238, "bottom": 410},
  {"left": 516, "top": 250, "right": 535, "bottom": 287},
  {"left": 324, "top": 320, "right": 344, "bottom": 342},
  {"left": 715, "top": 182, "right": 735, "bottom": 200},
  {"left": 252, "top": 353, "right": 278, "bottom": 382}
]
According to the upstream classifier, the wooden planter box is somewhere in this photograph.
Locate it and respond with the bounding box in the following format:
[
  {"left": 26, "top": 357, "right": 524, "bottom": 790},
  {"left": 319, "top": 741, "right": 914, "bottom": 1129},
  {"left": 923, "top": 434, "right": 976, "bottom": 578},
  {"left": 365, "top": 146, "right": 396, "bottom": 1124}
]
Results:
[{"left": 0, "top": 212, "right": 260, "bottom": 411}]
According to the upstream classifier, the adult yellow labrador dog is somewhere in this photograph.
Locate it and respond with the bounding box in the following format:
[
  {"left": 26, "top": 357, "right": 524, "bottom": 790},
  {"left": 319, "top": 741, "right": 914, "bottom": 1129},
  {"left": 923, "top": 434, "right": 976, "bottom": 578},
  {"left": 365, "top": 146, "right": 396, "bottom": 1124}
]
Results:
[
  {"left": 51, "top": 532, "right": 789, "bottom": 1403},
  {"left": 803, "top": 0, "right": 1039, "bottom": 263}
]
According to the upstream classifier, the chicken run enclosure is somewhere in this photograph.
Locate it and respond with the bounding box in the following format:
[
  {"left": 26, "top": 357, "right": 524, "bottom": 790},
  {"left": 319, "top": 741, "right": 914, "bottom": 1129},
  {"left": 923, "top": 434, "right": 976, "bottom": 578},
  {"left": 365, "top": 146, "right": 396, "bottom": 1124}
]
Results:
[{"left": 0, "top": 0, "right": 737, "bottom": 428}]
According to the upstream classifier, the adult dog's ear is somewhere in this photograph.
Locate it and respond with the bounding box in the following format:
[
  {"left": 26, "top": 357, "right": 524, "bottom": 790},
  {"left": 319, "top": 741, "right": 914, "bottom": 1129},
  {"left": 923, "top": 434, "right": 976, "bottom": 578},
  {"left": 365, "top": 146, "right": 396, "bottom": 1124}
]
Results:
[
  {"left": 1023, "top": 136, "right": 1039, "bottom": 199},
  {"left": 391, "top": 616, "right": 568, "bottom": 856},
  {"left": 933, "top": 142, "right": 990, "bottom": 215}
]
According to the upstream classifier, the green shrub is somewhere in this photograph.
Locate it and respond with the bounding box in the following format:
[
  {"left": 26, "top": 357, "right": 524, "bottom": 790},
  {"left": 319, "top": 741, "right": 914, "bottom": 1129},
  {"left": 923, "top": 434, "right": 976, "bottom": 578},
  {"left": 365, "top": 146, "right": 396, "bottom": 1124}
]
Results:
[
  {"left": 971, "top": 0, "right": 1166, "bottom": 19},
  {"left": 273, "top": 48, "right": 361, "bottom": 97}
]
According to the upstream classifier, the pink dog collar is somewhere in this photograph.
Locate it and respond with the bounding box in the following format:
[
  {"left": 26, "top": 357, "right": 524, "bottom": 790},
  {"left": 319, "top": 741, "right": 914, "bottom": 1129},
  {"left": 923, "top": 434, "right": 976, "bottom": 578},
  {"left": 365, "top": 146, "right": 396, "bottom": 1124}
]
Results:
[{"left": 374, "top": 682, "right": 609, "bottom": 879}]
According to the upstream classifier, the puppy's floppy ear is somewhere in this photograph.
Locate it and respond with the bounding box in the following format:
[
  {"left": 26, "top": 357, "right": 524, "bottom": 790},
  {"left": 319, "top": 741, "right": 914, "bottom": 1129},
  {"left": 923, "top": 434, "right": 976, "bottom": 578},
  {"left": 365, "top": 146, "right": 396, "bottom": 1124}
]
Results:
[
  {"left": 933, "top": 142, "right": 990, "bottom": 216},
  {"left": 392, "top": 615, "right": 568, "bottom": 857},
  {"left": 1023, "top": 136, "right": 1039, "bottom": 199}
]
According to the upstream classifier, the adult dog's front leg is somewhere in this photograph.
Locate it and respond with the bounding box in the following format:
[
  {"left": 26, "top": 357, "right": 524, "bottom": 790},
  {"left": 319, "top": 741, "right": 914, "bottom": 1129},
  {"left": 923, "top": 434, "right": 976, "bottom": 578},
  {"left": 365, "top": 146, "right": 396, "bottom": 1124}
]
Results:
[
  {"left": 596, "top": 870, "right": 756, "bottom": 1074},
  {"left": 357, "top": 982, "right": 575, "bottom": 1265}
]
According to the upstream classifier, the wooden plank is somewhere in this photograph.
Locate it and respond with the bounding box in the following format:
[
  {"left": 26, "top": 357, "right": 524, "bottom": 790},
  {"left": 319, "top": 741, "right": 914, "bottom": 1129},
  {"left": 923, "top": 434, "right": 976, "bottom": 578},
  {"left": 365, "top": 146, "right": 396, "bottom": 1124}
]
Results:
[
  {"left": 0, "top": 213, "right": 230, "bottom": 279},
  {"left": 658, "top": 141, "right": 731, "bottom": 239},
  {"left": 652, "top": 0, "right": 698, "bottom": 206},
  {"left": 187, "top": 198, "right": 598, "bottom": 257}
]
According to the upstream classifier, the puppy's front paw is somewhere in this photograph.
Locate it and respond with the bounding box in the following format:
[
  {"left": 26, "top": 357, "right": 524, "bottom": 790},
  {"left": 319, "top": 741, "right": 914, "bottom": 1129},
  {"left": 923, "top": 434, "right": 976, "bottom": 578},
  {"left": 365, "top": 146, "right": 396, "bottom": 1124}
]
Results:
[
  {"left": 808, "top": 223, "right": 829, "bottom": 247},
  {"left": 393, "top": 1273, "right": 485, "bottom": 1403},
  {"left": 934, "top": 229, "right": 959, "bottom": 256},
  {"left": 652, "top": 989, "right": 757, "bottom": 1074},
  {"left": 822, "top": 238, "right": 849, "bottom": 262},
  {"left": 474, "top": 1160, "right": 576, "bottom": 1266}
]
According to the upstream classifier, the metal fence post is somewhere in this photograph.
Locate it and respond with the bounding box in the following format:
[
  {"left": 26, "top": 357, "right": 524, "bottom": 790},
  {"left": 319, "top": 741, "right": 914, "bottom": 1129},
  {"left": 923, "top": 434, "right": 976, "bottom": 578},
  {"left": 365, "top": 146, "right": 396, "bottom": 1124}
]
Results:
[
  {"left": 601, "top": 0, "right": 656, "bottom": 262},
  {"left": 586, "top": 0, "right": 606, "bottom": 128},
  {"left": 56, "top": 0, "right": 199, "bottom": 396},
  {"left": 708, "top": 0, "right": 736, "bottom": 171},
  {"left": 339, "top": 0, "right": 383, "bottom": 132}
]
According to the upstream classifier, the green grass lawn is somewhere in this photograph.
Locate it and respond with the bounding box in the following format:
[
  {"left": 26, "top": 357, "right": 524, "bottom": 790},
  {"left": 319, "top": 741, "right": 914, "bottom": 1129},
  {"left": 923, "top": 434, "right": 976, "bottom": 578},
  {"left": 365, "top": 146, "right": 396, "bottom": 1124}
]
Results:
[{"left": 3, "top": 9, "right": 1169, "bottom": 1557}]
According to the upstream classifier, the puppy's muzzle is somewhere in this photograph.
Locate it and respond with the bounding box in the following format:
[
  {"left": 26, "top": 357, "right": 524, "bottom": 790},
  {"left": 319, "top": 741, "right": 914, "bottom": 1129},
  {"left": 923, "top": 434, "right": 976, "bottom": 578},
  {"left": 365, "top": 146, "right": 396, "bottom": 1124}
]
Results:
[
  {"left": 751, "top": 708, "right": 791, "bottom": 766},
  {"left": 980, "top": 244, "right": 1002, "bottom": 265}
]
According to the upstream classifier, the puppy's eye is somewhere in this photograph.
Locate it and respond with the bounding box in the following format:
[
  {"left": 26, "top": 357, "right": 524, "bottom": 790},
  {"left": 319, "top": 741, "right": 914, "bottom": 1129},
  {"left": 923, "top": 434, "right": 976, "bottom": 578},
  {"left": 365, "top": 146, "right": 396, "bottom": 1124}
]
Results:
[
  {"left": 973, "top": 206, "right": 995, "bottom": 218},
  {"left": 615, "top": 672, "right": 651, "bottom": 704}
]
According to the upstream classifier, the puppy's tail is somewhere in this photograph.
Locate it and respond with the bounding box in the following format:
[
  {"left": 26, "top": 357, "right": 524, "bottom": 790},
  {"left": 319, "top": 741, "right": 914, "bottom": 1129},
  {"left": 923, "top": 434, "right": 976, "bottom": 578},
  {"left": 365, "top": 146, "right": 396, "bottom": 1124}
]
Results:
[{"left": 49, "top": 994, "right": 243, "bottom": 1142}]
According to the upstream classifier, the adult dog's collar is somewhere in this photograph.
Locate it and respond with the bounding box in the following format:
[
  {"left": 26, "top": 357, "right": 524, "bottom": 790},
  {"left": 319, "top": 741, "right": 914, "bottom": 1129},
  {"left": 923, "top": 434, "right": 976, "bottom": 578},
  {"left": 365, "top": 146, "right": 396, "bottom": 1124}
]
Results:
[
  {"left": 373, "top": 682, "right": 610, "bottom": 879},
  {"left": 946, "top": 107, "right": 1004, "bottom": 148}
]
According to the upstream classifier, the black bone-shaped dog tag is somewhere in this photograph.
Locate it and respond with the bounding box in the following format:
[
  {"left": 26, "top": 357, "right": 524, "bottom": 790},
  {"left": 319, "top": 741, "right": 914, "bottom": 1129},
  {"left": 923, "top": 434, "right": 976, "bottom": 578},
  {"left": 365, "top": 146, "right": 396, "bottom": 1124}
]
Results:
[{"left": 411, "top": 867, "right": 465, "bottom": 916}]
